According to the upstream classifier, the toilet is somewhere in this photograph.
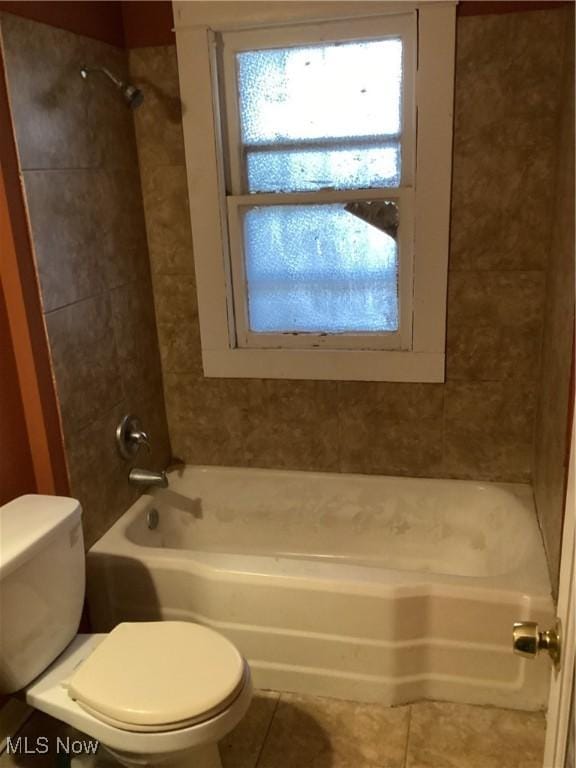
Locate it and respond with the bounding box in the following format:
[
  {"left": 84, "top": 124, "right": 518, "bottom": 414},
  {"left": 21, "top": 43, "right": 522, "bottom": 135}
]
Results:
[{"left": 0, "top": 495, "right": 252, "bottom": 768}]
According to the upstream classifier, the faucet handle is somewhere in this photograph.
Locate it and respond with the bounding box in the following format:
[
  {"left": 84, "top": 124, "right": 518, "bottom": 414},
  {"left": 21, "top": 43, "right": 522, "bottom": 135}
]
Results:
[
  {"left": 131, "top": 428, "right": 151, "bottom": 452},
  {"left": 116, "top": 415, "right": 152, "bottom": 460}
]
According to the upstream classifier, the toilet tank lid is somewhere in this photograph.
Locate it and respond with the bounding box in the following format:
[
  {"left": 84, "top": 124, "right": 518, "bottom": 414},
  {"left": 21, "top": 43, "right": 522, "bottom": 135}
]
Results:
[{"left": 0, "top": 495, "right": 82, "bottom": 578}]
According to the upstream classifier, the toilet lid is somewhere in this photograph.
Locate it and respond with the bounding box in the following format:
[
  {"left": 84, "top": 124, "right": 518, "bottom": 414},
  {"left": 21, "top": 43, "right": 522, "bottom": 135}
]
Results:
[{"left": 66, "top": 622, "right": 245, "bottom": 729}]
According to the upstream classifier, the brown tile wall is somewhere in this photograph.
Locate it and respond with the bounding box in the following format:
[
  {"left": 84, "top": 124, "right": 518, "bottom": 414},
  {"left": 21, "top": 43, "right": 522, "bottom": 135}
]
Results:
[
  {"left": 1, "top": 13, "right": 171, "bottom": 546},
  {"left": 533, "top": 8, "right": 575, "bottom": 595},
  {"left": 130, "top": 9, "right": 568, "bottom": 484}
]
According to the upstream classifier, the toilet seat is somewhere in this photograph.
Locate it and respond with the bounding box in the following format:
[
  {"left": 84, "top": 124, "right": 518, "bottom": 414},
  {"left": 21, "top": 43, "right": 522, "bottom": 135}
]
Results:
[
  {"left": 65, "top": 622, "right": 246, "bottom": 732},
  {"left": 26, "top": 634, "right": 253, "bottom": 757},
  {"left": 73, "top": 666, "right": 249, "bottom": 733}
]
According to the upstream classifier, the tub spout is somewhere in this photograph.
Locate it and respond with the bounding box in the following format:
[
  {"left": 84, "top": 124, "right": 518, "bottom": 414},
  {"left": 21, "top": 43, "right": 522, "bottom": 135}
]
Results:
[{"left": 129, "top": 468, "right": 168, "bottom": 488}]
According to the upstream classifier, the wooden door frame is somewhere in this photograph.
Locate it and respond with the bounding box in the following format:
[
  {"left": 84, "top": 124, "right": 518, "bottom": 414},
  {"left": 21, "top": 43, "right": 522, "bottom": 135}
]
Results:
[{"left": 543, "top": 374, "right": 575, "bottom": 767}]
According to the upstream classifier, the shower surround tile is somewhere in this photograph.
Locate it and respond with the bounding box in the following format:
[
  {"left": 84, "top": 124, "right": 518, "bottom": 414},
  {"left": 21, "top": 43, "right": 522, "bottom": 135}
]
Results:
[
  {"left": 1, "top": 12, "right": 170, "bottom": 547},
  {"left": 141, "top": 164, "right": 195, "bottom": 275},
  {"left": 339, "top": 417, "right": 443, "bottom": 478},
  {"left": 443, "top": 381, "right": 537, "bottom": 481},
  {"left": 449, "top": 10, "right": 564, "bottom": 273},
  {"left": 157, "top": 316, "right": 204, "bottom": 377},
  {"left": 453, "top": 10, "right": 564, "bottom": 125},
  {"left": 23, "top": 167, "right": 150, "bottom": 313},
  {"left": 99, "top": 168, "right": 151, "bottom": 289},
  {"left": 153, "top": 273, "right": 198, "bottom": 327},
  {"left": 152, "top": 274, "right": 203, "bottom": 375},
  {"left": 23, "top": 170, "right": 109, "bottom": 312},
  {"left": 131, "top": 8, "right": 566, "bottom": 484},
  {"left": 450, "top": 138, "right": 557, "bottom": 273},
  {"left": 110, "top": 278, "right": 165, "bottom": 400},
  {"left": 65, "top": 404, "right": 139, "bottom": 547},
  {"left": 66, "top": 390, "right": 169, "bottom": 547},
  {"left": 165, "top": 375, "right": 249, "bottom": 466},
  {"left": 533, "top": 8, "right": 575, "bottom": 594},
  {"left": 129, "top": 45, "right": 185, "bottom": 171},
  {"left": 45, "top": 295, "right": 123, "bottom": 435},
  {"left": 446, "top": 271, "right": 545, "bottom": 381},
  {"left": 243, "top": 381, "right": 340, "bottom": 472},
  {"left": 338, "top": 383, "right": 444, "bottom": 477},
  {"left": 0, "top": 12, "right": 137, "bottom": 171}
]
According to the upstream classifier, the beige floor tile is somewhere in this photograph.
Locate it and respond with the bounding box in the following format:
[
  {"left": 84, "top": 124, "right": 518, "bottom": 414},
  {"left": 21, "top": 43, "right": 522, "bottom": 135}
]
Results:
[
  {"left": 406, "top": 701, "right": 546, "bottom": 768},
  {"left": 220, "top": 691, "right": 280, "bottom": 768},
  {"left": 257, "top": 693, "right": 410, "bottom": 768}
]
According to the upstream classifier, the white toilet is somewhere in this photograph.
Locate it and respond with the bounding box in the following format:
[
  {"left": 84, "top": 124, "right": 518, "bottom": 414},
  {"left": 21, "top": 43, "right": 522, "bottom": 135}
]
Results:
[{"left": 0, "top": 495, "right": 252, "bottom": 768}]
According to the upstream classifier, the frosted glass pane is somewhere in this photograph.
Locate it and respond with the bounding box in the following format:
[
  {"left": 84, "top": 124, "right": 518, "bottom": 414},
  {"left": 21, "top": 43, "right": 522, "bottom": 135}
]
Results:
[
  {"left": 243, "top": 203, "right": 399, "bottom": 334},
  {"left": 246, "top": 144, "right": 400, "bottom": 193},
  {"left": 237, "top": 39, "right": 402, "bottom": 144}
]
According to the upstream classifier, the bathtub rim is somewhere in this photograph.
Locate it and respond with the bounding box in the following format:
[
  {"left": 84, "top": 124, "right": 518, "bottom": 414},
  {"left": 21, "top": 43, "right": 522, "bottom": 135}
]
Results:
[{"left": 88, "top": 466, "right": 553, "bottom": 608}]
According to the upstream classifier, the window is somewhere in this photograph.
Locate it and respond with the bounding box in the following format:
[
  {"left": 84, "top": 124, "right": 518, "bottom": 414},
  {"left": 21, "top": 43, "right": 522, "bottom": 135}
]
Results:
[
  {"left": 174, "top": 2, "right": 456, "bottom": 381},
  {"left": 224, "top": 19, "right": 414, "bottom": 352}
]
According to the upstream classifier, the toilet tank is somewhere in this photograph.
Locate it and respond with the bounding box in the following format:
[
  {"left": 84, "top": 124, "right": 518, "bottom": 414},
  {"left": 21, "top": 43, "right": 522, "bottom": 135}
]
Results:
[{"left": 0, "top": 495, "right": 85, "bottom": 693}]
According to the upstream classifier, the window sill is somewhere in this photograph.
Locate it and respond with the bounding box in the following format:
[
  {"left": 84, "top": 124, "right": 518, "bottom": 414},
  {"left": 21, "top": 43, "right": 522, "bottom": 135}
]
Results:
[{"left": 201, "top": 348, "right": 445, "bottom": 382}]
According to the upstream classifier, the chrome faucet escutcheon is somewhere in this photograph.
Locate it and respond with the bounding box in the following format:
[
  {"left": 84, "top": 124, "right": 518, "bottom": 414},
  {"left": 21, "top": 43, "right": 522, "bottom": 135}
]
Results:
[{"left": 116, "top": 414, "right": 151, "bottom": 460}]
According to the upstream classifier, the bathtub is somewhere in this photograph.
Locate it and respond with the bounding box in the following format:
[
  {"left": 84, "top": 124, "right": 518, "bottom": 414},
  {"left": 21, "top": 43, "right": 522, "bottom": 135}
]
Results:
[{"left": 87, "top": 466, "right": 554, "bottom": 711}]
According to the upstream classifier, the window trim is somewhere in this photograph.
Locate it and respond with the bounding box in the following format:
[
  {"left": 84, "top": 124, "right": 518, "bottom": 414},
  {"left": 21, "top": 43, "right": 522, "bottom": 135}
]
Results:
[{"left": 173, "top": 1, "right": 456, "bottom": 382}]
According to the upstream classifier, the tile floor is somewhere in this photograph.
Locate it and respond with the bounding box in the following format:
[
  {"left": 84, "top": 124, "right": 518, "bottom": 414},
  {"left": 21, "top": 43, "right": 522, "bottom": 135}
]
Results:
[
  {"left": 221, "top": 692, "right": 546, "bottom": 768},
  {"left": 0, "top": 692, "right": 546, "bottom": 768}
]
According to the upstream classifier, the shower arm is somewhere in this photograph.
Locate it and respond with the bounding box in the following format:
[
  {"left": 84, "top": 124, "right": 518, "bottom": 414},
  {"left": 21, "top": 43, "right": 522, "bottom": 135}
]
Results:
[{"left": 80, "top": 66, "right": 124, "bottom": 89}]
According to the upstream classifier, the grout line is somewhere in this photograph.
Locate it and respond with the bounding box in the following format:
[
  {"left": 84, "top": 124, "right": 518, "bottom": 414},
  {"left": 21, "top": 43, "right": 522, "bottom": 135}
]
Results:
[
  {"left": 447, "top": 267, "right": 546, "bottom": 274},
  {"left": 22, "top": 161, "right": 187, "bottom": 174},
  {"left": 22, "top": 165, "right": 137, "bottom": 174},
  {"left": 403, "top": 704, "right": 413, "bottom": 768},
  {"left": 43, "top": 275, "right": 151, "bottom": 318},
  {"left": 335, "top": 381, "right": 343, "bottom": 472},
  {"left": 439, "top": 383, "right": 447, "bottom": 477},
  {"left": 253, "top": 693, "right": 281, "bottom": 768}
]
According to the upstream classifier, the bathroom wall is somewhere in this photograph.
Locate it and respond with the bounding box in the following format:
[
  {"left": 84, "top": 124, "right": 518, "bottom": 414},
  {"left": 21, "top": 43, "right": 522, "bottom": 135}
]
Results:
[
  {"left": 129, "top": 8, "right": 566, "bottom": 483},
  {"left": 0, "top": 13, "right": 170, "bottom": 546},
  {"left": 533, "top": 8, "right": 575, "bottom": 594}
]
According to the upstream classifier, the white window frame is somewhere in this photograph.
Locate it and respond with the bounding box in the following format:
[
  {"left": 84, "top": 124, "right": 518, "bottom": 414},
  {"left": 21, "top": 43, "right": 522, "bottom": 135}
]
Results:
[
  {"left": 223, "top": 16, "right": 414, "bottom": 353},
  {"left": 173, "top": 1, "right": 456, "bottom": 382}
]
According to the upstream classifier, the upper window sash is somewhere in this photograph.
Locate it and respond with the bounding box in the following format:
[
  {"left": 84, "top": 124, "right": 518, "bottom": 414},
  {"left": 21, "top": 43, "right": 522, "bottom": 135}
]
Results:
[{"left": 220, "top": 14, "right": 417, "bottom": 198}]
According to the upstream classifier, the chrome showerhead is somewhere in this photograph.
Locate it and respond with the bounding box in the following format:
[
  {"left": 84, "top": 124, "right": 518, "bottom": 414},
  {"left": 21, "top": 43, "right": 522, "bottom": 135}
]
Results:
[
  {"left": 80, "top": 66, "right": 144, "bottom": 110},
  {"left": 122, "top": 83, "right": 144, "bottom": 109}
]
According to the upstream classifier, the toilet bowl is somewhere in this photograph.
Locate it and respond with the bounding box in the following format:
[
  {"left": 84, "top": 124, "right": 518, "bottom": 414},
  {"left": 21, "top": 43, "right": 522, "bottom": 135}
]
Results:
[{"left": 0, "top": 496, "right": 253, "bottom": 768}]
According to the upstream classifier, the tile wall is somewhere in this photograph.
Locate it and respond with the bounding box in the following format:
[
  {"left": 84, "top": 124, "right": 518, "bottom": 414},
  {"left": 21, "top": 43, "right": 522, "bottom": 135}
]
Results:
[
  {"left": 130, "top": 9, "right": 566, "bottom": 483},
  {"left": 533, "top": 7, "right": 575, "bottom": 594},
  {"left": 1, "top": 7, "right": 571, "bottom": 547},
  {"left": 1, "top": 13, "right": 170, "bottom": 546}
]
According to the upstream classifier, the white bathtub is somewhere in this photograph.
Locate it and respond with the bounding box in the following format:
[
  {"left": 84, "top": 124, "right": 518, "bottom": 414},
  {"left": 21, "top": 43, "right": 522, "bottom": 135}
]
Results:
[{"left": 87, "top": 466, "right": 554, "bottom": 710}]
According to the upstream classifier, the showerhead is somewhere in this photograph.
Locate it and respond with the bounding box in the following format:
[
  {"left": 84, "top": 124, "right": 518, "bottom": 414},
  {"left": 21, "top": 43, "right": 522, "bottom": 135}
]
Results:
[
  {"left": 122, "top": 83, "right": 144, "bottom": 109},
  {"left": 80, "top": 66, "right": 144, "bottom": 110}
]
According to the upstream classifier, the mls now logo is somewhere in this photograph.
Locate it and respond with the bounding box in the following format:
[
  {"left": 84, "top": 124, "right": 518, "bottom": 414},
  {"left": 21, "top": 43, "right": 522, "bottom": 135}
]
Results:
[{"left": 6, "top": 736, "right": 99, "bottom": 755}]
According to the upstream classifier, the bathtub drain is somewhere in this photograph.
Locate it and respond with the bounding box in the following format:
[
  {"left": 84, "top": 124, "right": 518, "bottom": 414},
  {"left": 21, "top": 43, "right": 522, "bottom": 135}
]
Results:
[{"left": 147, "top": 508, "right": 159, "bottom": 530}]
